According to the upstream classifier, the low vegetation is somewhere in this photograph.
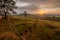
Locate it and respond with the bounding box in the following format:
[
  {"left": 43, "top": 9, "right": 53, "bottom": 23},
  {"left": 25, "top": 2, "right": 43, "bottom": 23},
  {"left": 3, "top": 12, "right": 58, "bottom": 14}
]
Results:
[{"left": 0, "top": 16, "right": 60, "bottom": 40}]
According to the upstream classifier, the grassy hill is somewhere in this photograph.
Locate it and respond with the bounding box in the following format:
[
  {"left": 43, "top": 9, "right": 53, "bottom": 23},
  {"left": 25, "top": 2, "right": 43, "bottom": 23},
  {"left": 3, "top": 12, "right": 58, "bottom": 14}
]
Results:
[{"left": 0, "top": 16, "right": 60, "bottom": 40}]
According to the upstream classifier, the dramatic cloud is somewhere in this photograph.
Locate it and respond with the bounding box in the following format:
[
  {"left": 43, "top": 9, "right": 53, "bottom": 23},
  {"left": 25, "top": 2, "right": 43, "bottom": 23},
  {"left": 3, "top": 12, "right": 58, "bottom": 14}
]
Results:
[
  {"left": 17, "top": 4, "right": 40, "bottom": 11},
  {"left": 15, "top": 0, "right": 60, "bottom": 14}
]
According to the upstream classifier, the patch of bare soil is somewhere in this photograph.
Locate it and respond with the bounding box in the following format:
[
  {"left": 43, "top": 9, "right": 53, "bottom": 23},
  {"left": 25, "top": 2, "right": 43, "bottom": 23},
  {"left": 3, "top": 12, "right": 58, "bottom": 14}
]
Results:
[{"left": 0, "top": 32, "right": 20, "bottom": 40}]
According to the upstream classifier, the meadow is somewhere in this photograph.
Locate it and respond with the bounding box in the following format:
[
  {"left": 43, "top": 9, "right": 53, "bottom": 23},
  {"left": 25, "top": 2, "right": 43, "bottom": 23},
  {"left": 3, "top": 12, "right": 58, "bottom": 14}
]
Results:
[{"left": 0, "top": 16, "right": 60, "bottom": 40}]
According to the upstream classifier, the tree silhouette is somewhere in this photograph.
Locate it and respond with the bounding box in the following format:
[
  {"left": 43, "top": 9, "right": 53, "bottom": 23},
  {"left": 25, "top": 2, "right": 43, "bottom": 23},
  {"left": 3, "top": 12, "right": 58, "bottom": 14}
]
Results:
[
  {"left": 0, "top": 0, "right": 16, "bottom": 19},
  {"left": 24, "top": 11, "right": 28, "bottom": 17}
]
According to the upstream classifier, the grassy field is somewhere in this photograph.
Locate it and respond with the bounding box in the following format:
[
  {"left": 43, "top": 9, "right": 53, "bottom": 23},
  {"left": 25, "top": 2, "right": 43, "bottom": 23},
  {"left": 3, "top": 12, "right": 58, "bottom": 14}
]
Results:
[{"left": 0, "top": 16, "right": 60, "bottom": 40}]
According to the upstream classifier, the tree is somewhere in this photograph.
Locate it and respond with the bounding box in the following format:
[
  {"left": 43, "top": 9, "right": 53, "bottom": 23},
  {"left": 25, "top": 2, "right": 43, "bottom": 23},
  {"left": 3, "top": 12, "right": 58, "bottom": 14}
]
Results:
[
  {"left": 23, "top": 11, "right": 28, "bottom": 17},
  {"left": 52, "top": 16, "right": 55, "bottom": 19},
  {"left": 0, "top": 0, "right": 16, "bottom": 19}
]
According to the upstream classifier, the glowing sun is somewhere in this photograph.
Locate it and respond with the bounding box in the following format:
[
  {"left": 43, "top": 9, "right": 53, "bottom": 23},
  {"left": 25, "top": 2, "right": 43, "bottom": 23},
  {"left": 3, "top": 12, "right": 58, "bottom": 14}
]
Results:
[
  {"left": 37, "top": 9, "right": 46, "bottom": 15},
  {"left": 33, "top": 9, "right": 46, "bottom": 16}
]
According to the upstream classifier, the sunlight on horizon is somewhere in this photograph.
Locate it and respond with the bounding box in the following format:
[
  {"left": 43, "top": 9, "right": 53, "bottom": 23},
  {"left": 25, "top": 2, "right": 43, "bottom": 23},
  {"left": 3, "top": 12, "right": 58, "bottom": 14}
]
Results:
[{"left": 33, "top": 9, "right": 46, "bottom": 16}]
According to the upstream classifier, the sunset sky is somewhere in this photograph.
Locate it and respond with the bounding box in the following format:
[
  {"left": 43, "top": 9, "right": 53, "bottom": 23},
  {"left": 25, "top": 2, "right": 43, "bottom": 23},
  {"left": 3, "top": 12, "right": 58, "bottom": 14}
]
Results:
[{"left": 14, "top": 0, "right": 60, "bottom": 15}]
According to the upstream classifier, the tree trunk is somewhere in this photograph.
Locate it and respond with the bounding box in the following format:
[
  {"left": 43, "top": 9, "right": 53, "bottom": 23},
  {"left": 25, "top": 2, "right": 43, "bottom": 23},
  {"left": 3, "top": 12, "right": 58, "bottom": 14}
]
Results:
[{"left": 4, "top": 11, "right": 7, "bottom": 19}]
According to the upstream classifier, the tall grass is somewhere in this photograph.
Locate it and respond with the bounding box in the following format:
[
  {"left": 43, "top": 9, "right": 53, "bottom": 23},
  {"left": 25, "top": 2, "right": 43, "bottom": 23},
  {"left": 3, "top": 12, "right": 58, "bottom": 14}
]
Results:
[{"left": 0, "top": 16, "right": 60, "bottom": 40}]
